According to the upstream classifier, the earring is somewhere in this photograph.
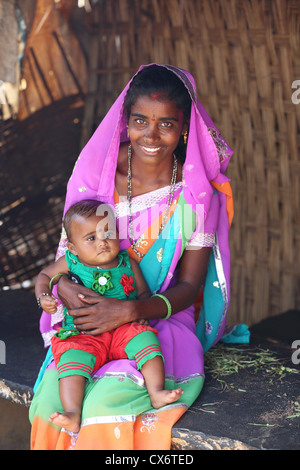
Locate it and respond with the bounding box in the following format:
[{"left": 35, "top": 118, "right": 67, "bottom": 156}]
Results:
[{"left": 183, "top": 131, "right": 188, "bottom": 145}]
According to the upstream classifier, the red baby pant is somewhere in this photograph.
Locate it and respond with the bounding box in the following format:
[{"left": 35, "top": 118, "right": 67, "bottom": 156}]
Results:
[{"left": 51, "top": 322, "right": 163, "bottom": 381}]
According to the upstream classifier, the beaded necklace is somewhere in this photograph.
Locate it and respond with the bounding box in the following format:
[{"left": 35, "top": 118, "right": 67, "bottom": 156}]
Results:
[{"left": 127, "top": 144, "right": 178, "bottom": 259}]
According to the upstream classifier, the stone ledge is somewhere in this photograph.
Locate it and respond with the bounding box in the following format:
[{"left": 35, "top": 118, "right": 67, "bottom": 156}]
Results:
[
  {"left": 171, "top": 428, "right": 257, "bottom": 450},
  {"left": 0, "top": 378, "right": 33, "bottom": 408}
]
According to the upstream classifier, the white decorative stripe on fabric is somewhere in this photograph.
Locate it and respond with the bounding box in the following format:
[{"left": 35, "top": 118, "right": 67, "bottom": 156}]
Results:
[
  {"left": 187, "top": 232, "right": 215, "bottom": 248},
  {"left": 51, "top": 303, "right": 64, "bottom": 326},
  {"left": 165, "top": 372, "right": 205, "bottom": 384},
  {"left": 115, "top": 182, "right": 182, "bottom": 218},
  {"left": 42, "top": 329, "right": 56, "bottom": 347},
  {"left": 81, "top": 414, "right": 136, "bottom": 427},
  {"left": 156, "top": 402, "right": 189, "bottom": 413},
  {"left": 92, "top": 371, "right": 204, "bottom": 388},
  {"left": 213, "top": 234, "right": 229, "bottom": 337},
  {"left": 92, "top": 371, "right": 145, "bottom": 387},
  {"left": 80, "top": 404, "right": 190, "bottom": 428}
]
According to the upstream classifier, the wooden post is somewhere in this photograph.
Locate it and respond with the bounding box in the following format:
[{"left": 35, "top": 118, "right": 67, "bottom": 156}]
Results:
[
  {"left": 29, "top": 47, "right": 54, "bottom": 103},
  {"left": 52, "top": 30, "right": 85, "bottom": 99}
]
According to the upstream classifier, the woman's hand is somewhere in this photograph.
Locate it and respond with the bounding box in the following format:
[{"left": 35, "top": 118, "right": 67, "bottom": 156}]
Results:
[
  {"left": 57, "top": 275, "right": 98, "bottom": 310},
  {"left": 68, "top": 294, "right": 132, "bottom": 335},
  {"left": 57, "top": 276, "right": 133, "bottom": 335}
]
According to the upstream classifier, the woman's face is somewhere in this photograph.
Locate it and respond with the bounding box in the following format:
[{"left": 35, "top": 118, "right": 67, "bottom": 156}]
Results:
[{"left": 127, "top": 94, "right": 188, "bottom": 164}]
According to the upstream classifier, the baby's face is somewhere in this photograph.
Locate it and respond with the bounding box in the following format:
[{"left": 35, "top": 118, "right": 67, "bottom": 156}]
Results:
[{"left": 67, "top": 213, "right": 120, "bottom": 268}]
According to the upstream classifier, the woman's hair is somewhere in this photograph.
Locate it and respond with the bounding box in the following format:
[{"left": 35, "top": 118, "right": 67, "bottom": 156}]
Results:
[
  {"left": 63, "top": 199, "right": 115, "bottom": 240},
  {"left": 124, "top": 65, "right": 191, "bottom": 121},
  {"left": 123, "top": 65, "right": 192, "bottom": 162}
]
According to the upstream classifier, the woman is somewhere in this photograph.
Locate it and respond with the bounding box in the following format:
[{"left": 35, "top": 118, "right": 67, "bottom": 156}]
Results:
[{"left": 29, "top": 64, "right": 234, "bottom": 450}]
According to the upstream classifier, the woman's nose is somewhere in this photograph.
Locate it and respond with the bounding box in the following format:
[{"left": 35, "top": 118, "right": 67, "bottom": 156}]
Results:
[{"left": 144, "top": 124, "right": 159, "bottom": 142}]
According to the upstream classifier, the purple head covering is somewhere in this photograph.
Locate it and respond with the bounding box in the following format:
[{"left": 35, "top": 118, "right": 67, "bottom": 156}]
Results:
[{"left": 64, "top": 64, "right": 233, "bottom": 218}]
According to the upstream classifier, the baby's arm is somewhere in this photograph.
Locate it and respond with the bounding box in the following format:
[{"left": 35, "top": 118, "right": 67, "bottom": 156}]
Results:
[{"left": 35, "top": 256, "right": 69, "bottom": 314}]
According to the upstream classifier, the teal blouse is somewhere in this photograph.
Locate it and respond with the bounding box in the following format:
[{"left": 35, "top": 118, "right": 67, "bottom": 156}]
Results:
[{"left": 62, "top": 249, "right": 136, "bottom": 331}]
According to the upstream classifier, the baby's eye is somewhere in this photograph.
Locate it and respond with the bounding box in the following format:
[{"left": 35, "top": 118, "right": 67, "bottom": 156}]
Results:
[{"left": 87, "top": 236, "right": 95, "bottom": 241}]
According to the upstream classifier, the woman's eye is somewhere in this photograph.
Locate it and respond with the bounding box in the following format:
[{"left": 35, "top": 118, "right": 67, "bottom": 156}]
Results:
[
  {"left": 135, "top": 119, "right": 145, "bottom": 125},
  {"left": 160, "top": 121, "right": 172, "bottom": 128}
]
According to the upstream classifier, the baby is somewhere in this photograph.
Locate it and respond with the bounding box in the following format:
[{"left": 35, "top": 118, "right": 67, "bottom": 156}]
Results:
[{"left": 35, "top": 199, "right": 183, "bottom": 433}]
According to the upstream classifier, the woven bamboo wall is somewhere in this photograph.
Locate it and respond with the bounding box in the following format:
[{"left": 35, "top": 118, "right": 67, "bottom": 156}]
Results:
[{"left": 81, "top": 0, "right": 300, "bottom": 326}]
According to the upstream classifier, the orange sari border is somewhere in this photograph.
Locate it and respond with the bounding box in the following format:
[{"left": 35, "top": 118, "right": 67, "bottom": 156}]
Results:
[{"left": 31, "top": 405, "right": 187, "bottom": 450}]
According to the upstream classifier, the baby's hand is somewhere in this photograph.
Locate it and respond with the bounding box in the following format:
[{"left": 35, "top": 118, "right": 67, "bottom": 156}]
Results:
[
  {"left": 138, "top": 318, "right": 150, "bottom": 326},
  {"left": 40, "top": 295, "right": 58, "bottom": 314}
]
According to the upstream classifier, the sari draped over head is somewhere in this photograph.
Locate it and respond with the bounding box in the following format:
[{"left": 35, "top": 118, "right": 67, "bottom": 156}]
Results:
[{"left": 29, "top": 64, "right": 234, "bottom": 450}]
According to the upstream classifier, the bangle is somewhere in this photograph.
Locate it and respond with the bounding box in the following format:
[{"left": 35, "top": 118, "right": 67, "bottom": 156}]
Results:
[
  {"left": 152, "top": 294, "right": 172, "bottom": 320},
  {"left": 49, "top": 272, "right": 68, "bottom": 296},
  {"left": 37, "top": 293, "right": 50, "bottom": 309}
]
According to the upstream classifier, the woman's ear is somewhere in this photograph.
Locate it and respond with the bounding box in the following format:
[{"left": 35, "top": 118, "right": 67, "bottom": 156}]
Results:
[
  {"left": 67, "top": 241, "right": 77, "bottom": 256},
  {"left": 182, "top": 119, "right": 189, "bottom": 135},
  {"left": 182, "top": 121, "right": 189, "bottom": 144}
]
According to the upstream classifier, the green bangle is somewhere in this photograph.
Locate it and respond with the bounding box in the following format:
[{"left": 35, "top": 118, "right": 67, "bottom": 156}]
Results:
[
  {"left": 152, "top": 294, "right": 172, "bottom": 320},
  {"left": 49, "top": 272, "right": 68, "bottom": 295}
]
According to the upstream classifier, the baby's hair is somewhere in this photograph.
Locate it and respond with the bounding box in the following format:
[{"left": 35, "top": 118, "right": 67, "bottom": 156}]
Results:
[{"left": 63, "top": 199, "right": 115, "bottom": 240}]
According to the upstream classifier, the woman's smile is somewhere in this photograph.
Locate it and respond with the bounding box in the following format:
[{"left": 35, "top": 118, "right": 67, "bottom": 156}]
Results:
[{"left": 138, "top": 144, "right": 162, "bottom": 155}]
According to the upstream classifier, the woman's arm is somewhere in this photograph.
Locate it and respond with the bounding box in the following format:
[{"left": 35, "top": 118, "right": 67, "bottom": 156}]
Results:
[
  {"left": 67, "top": 247, "right": 211, "bottom": 334},
  {"left": 130, "top": 246, "right": 211, "bottom": 321}
]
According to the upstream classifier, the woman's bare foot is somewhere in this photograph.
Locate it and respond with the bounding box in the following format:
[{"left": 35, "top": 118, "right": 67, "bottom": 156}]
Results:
[
  {"left": 149, "top": 388, "right": 184, "bottom": 409},
  {"left": 49, "top": 411, "right": 81, "bottom": 433}
]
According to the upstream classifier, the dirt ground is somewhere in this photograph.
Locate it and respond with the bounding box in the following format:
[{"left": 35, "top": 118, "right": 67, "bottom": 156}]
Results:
[{"left": 0, "top": 398, "right": 30, "bottom": 450}]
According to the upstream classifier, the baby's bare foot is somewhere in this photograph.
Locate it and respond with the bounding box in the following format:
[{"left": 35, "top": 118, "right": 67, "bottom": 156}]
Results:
[
  {"left": 150, "top": 388, "right": 184, "bottom": 409},
  {"left": 49, "top": 411, "right": 81, "bottom": 433}
]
